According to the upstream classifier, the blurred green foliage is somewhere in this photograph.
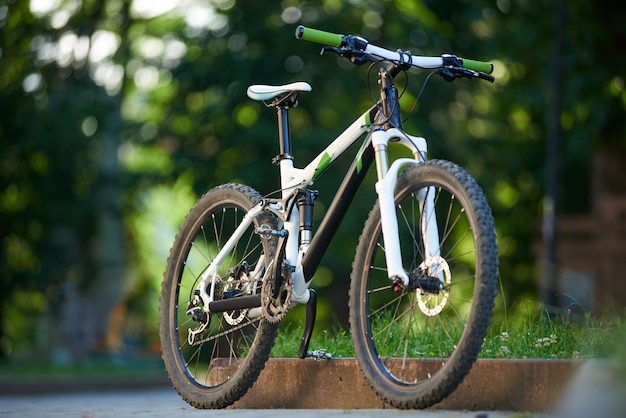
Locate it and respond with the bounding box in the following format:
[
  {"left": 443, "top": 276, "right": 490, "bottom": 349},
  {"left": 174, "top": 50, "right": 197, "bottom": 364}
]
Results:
[{"left": 1, "top": 0, "right": 625, "bottom": 362}]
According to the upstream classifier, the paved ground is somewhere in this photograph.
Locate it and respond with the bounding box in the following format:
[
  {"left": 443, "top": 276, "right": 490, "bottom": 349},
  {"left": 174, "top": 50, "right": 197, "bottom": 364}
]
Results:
[{"left": 0, "top": 388, "right": 544, "bottom": 418}]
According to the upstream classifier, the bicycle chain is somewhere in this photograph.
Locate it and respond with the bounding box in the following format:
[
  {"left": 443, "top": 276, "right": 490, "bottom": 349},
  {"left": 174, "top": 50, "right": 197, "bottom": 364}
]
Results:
[{"left": 189, "top": 316, "right": 261, "bottom": 346}]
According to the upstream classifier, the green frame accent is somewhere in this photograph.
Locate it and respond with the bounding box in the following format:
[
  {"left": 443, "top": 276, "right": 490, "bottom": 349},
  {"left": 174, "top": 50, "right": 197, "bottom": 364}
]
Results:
[
  {"left": 313, "top": 152, "right": 333, "bottom": 180},
  {"left": 356, "top": 136, "right": 370, "bottom": 174}
]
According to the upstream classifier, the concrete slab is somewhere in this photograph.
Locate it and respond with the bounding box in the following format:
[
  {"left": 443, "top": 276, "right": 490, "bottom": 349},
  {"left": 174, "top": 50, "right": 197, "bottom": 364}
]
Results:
[{"left": 0, "top": 389, "right": 547, "bottom": 418}]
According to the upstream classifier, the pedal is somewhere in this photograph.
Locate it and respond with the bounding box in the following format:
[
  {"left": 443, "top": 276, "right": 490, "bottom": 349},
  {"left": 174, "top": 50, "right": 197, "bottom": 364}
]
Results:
[
  {"left": 297, "top": 289, "right": 317, "bottom": 359},
  {"left": 306, "top": 349, "right": 332, "bottom": 361},
  {"left": 256, "top": 224, "right": 287, "bottom": 240}
]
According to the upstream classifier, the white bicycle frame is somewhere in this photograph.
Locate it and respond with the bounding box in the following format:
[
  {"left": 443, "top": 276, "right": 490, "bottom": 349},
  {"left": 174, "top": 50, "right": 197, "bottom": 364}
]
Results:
[
  {"left": 196, "top": 109, "right": 442, "bottom": 312},
  {"left": 195, "top": 38, "right": 461, "bottom": 313}
]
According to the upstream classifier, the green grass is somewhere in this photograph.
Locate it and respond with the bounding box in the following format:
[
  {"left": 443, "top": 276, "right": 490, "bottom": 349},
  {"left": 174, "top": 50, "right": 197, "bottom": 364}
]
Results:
[
  {"left": 2, "top": 307, "right": 622, "bottom": 381},
  {"left": 481, "top": 310, "right": 622, "bottom": 359},
  {"left": 0, "top": 356, "right": 166, "bottom": 380},
  {"left": 271, "top": 323, "right": 355, "bottom": 358},
  {"left": 272, "top": 308, "right": 624, "bottom": 360}
]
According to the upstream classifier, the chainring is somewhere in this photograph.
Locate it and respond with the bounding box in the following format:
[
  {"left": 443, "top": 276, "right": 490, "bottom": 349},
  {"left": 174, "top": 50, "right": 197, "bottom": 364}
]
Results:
[{"left": 261, "top": 262, "right": 292, "bottom": 323}]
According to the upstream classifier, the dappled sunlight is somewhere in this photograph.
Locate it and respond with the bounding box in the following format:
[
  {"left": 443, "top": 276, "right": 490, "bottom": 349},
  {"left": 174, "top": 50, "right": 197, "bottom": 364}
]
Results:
[
  {"left": 27, "top": 0, "right": 223, "bottom": 96},
  {"left": 131, "top": 0, "right": 179, "bottom": 19}
]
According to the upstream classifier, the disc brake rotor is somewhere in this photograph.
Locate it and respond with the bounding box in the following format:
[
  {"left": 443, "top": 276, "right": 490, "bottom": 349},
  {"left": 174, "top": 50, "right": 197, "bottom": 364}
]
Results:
[{"left": 416, "top": 255, "right": 451, "bottom": 316}]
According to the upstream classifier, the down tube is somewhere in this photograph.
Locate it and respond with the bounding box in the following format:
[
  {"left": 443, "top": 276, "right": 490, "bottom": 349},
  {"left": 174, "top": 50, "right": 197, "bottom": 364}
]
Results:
[{"left": 301, "top": 141, "right": 375, "bottom": 282}]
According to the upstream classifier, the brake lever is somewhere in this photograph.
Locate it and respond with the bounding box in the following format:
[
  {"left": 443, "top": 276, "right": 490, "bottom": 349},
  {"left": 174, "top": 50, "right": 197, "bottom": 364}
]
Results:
[
  {"left": 320, "top": 46, "right": 373, "bottom": 65},
  {"left": 438, "top": 67, "right": 457, "bottom": 82},
  {"left": 477, "top": 72, "right": 495, "bottom": 83},
  {"left": 438, "top": 67, "right": 494, "bottom": 83}
]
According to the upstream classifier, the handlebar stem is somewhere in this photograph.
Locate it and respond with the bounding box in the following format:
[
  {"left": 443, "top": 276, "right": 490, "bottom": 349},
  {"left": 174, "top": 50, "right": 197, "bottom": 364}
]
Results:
[{"left": 378, "top": 64, "right": 404, "bottom": 130}]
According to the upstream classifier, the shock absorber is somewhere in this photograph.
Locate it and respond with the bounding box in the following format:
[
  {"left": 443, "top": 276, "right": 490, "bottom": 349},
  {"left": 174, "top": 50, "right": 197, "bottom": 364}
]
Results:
[{"left": 297, "top": 189, "right": 318, "bottom": 246}]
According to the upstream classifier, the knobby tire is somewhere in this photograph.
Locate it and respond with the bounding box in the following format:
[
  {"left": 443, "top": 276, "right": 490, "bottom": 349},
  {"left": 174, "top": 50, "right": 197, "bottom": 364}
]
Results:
[{"left": 349, "top": 159, "right": 499, "bottom": 409}]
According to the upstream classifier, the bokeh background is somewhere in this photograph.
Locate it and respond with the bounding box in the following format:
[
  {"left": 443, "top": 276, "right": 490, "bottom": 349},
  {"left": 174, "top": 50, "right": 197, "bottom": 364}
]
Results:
[{"left": 1, "top": 0, "right": 625, "bottom": 365}]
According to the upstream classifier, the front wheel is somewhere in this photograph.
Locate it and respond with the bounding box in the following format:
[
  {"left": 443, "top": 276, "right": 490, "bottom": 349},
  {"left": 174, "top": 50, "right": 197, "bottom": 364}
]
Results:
[{"left": 349, "top": 159, "right": 498, "bottom": 409}]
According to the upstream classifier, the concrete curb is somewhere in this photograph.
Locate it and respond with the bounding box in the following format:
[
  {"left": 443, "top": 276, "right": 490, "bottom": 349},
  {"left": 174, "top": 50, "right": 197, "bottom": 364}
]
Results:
[
  {"left": 2, "top": 359, "right": 583, "bottom": 412},
  {"left": 232, "top": 358, "right": 583, "bottom": 411}
]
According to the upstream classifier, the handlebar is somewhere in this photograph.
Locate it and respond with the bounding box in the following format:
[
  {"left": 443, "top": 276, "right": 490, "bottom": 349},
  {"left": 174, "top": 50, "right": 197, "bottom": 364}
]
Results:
[
  {"left": 295, "top": 25, "right": 494, "bottom": 80},
  {"left": 295, "top": 25, "right": 343, "bottom": 48},
  {"left": 460, "top": 58, "right": 493, "bottom": 75}
]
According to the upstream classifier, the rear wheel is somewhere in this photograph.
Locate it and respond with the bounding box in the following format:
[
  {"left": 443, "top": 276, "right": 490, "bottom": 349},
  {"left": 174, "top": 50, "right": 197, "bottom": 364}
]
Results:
[
  {"left": 160, "top": 184, "right": 279, "bottom": 409},
  {"left": 349, "top": 160, "right": 498, "bottom": 409}
]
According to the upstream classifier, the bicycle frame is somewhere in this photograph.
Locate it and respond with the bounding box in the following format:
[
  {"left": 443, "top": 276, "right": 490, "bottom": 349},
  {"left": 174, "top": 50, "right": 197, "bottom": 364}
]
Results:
[{"left": 197, "top": 75, "right": 442, "bottom": 311}]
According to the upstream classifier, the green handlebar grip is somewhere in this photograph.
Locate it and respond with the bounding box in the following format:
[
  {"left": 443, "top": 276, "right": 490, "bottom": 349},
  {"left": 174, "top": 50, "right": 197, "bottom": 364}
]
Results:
[
  {"left": 295, "top": 25, "right": 343, "bottom": 47},
  {"left": 461, "top": 58, "right": 494, "bottom": 74}
]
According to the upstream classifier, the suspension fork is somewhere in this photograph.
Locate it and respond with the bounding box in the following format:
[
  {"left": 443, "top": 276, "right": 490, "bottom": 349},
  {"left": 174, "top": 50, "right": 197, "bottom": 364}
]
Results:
[{"left": 371, "top": 128, "right": 441, "bottom": 287}]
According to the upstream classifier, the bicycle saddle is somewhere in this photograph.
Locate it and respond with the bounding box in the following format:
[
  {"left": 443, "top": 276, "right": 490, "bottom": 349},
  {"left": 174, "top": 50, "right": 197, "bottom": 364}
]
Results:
[{"left": 247, "top": 82, "right": 312, "bottom": 101}]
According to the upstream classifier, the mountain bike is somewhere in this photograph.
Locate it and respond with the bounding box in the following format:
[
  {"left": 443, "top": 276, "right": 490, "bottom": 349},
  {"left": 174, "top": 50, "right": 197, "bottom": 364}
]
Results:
[{"left": 159, "top": 25, "right": 499, "bottom": 410}]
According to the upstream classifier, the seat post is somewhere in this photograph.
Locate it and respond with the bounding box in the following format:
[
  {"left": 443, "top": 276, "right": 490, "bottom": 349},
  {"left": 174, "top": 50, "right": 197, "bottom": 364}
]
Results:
[
  {"left": 273, "top": 97, "right": 296, "bottom": 165},
  {"left": 277, "top": 106, "right": 291, "bottom": 159}
]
